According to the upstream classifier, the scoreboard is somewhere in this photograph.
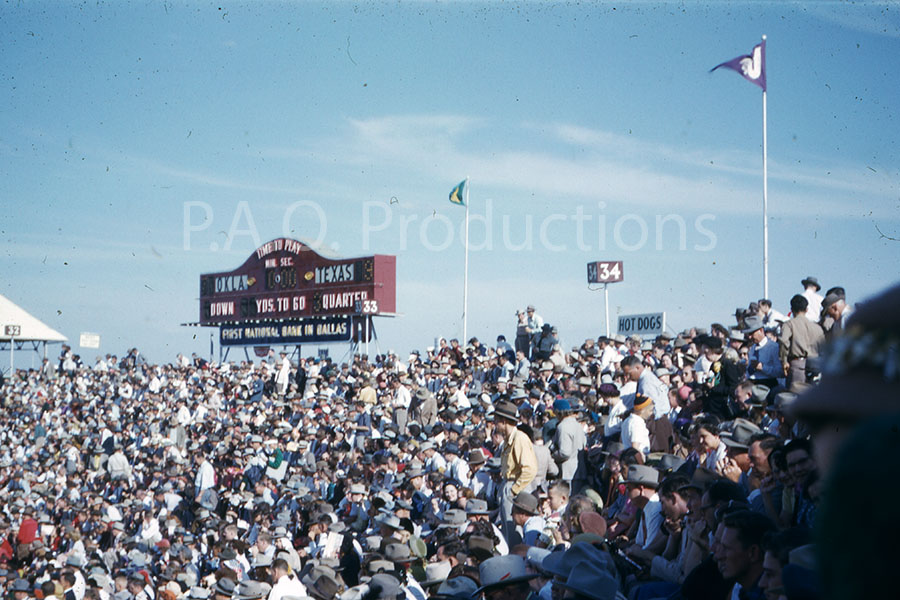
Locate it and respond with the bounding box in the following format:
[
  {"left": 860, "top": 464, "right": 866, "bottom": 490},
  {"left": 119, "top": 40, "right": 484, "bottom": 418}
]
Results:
[{"left": 199, "top": 238, "right": 396, "bottom": 325}]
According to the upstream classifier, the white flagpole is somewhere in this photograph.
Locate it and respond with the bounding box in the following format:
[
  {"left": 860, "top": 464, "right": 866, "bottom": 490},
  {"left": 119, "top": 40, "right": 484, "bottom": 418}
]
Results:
[
  {"left": 762, "top": 34, "right": 769, "bottom": 300},
  {"left": 604, "top": 284, "right": 610, "bottom": 337},
  {"left": 463, "top": 176, "right": 470, "bottom": 344}
]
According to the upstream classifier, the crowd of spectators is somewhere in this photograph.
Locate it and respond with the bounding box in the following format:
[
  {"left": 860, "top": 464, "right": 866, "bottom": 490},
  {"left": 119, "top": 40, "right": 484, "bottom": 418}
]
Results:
[{"left": 0, "top": 276, "right": 897, "bottom": 600}]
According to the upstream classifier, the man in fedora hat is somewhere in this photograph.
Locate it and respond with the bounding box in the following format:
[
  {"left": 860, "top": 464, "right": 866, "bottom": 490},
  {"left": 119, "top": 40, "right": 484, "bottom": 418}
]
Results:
[
  {"left": 213, "top": 578, "right": 236, "bottom": 600},
  {"left": 418, "top": 560, "right": 453, "bottom": 595},
  {"left": 557, "top": 559, "right": 619, "bottom": 600},
  {"left": 404, "top": 466, "right": 434, "bottom": 522},
  {"left": 306, "top": 573, "right": 339, "bottom": 600},
  {"left": 10, "top": 579, "right": 33, "bottom": 600},
  {"left": 467, "top": 449, "right": 492, "bottom": 499},
  {"left": 186, "top": 587, "right": 211, "bottom": 600},
  {"left": 718, "top": 419, "right": 763, "bottom": 493},
  {"left": 743, "top": 316, "right": 782, "bottom": 388},
  {"left": 550, "top": 399, "right": 586, "bottom": 489},
  {"left": 462, "top": 499, "right": 510, "bottom": 557},
  {"left": 474, "top": 554, "right": 539, "bottom": 600},
  {"left": 235, "top": 580, "right": 272, "bottom": 600},
  {"left": 339, "top": 483, "right": 370, "bottom": 532},
  {"left": 622, "top": 465, "right": 664, "bottom": 554},
  {"left": 492, "top": 400, "right": 537, "bottom": 545},
  {"left": 410, "top": 387, "right": 437, "bottom": 429},
  {"left": 822, "top": 291, "right": 853, "bottom": 339},
  {"left": 360, "top": 573, "right": 405, "bottom": 600},
  {"left": 510, "top": 492, "right": 545, "bottom": 547},
  {"left": 383, "top": 543, "right": 427, "bottom": 600},
  {"left": 800, "top": 276, "right": 823, "bottom": 321}
]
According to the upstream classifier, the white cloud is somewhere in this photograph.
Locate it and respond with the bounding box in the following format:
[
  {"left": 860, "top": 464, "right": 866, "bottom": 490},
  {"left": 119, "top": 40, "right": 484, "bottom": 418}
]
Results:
[
  {"left": 79, "top": 112, "right": 899, "bottom": 223},
  {"left": 347, "top": 114, "right": 483, "bottom": 140},
  {"left": 330, "top": 114, "right": 898, "bottom": 219}
]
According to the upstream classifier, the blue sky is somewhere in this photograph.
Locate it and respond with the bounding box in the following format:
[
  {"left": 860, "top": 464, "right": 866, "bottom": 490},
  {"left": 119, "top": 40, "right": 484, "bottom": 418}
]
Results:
[{"left": 2, "top": 1, "right": 898, "bottom": 366}]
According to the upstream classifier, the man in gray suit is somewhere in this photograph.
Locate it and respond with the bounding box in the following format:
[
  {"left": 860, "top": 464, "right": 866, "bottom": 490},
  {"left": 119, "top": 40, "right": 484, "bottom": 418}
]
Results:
[
  {"left": 522, "top": 424, "right": 558, "bottom": 493},
  {"left": 411, "top": 387, "right": 438, "bottom": 428},
  {"left": 550, "top": 399, "right": 586, "bottom": 488},
  {"left": 295, "top": 439, "right": 316, "bottom": 471}
]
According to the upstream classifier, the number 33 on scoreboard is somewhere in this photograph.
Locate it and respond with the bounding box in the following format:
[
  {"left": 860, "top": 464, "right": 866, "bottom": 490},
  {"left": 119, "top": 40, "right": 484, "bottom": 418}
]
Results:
[{"left": 362, "top": 300, "right": 379, "bottom": 314}]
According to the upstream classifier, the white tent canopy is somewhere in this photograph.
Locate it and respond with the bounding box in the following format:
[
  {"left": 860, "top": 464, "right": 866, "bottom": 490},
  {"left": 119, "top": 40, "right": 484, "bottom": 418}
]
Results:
[{"left": 0, "top": 293, "right": 67, "bottom": 342}]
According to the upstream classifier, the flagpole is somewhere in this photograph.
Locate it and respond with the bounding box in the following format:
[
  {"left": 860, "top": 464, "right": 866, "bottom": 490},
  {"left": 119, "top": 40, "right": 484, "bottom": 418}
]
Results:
[
  {"left": 761, "top": 34, "right": 769, "bottom": 300},
  {"left": 463, "top": 176, "right": 470, "bottom": 344}
]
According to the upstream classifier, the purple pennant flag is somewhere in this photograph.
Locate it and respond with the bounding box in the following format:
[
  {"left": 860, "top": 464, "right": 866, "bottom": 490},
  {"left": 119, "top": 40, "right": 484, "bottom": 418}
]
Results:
[{"left": 711, "top": 39, "right": 766, "bottom": 91}]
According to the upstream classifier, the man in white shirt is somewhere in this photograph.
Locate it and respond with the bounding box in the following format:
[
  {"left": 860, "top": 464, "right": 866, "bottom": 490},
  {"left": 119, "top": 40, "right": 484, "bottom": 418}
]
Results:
[
  {"left": 467, "top": 450, "right": 493, "bottom": 499},
  {"left": 194, "top": 453, "right": 216, "bottom": 498},
  {"left": 525, "top": 305, "right": 544, "bottom": 337},
  {"left": 176, "top": 401, "right": 193, "bottom": 427},
  {"left": 445, "top": 380, "right": 468, "bottom": 409},
  {"left": 148, "top": 373, "right": 161, "bottom": 394},
  {"left": 600, "top": 384, "right": 627, "bottom": 440},
  {"left": 800, "top": 276, "right": 824, "bottom": 321},
  {"left": 621, "top": 394, "right": 653, "bottom": 456},
  {"left": 252, "top": 532, "right": 277, "bottom": 564},
  {"left": 421, "top": 442, "right": 447, "bottom": 474},
  {"left": 598, "top": 336, "right": 620, "bottom": 373},
  {"left": 391, "top": 375, "right": 411, "bottom": 433},
  {"left": 267, "top": 558, "right": 307, "bottom": 600},
  {"left": 65, "top": 555, "right": 87, "bottom": 600},
  {"left": 758, "top": 299, "right": 787, "bottom": 331},
  {"left": 275, "top": 352, "right": 292, "bottom": 396},
  {"left": 444, "top": 444, "right": 470, "bottom": 488},
  {"left": 106, "top": 444, "right": 132, "bottom": 483},
  {"left": 137, "top": 511, "right": 162, "bottom": 545}
]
